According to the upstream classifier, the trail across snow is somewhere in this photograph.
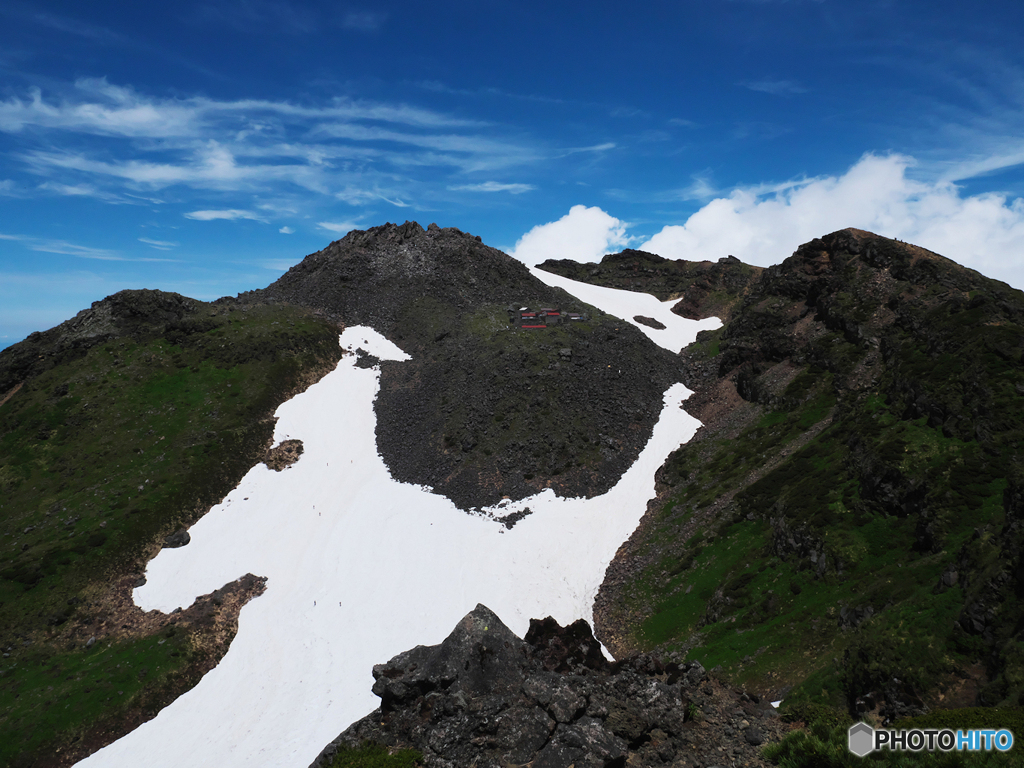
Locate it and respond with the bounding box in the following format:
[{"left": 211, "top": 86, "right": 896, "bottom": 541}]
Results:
[{"left": 77, "top": 278, "right": 720, "bottom": 768}]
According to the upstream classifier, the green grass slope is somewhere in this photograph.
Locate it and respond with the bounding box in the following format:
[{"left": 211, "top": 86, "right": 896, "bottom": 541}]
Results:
[
  {"left": 0, "top": 291, "right": 341, "bottom": 767},
  {"left": 591, "top": 229, "right": 1024, "bottom": 728}
]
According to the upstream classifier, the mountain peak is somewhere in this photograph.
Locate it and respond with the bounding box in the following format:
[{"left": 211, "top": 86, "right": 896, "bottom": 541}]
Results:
[{"left": 258, "top": 220, "right": 540, "bottom": 337}]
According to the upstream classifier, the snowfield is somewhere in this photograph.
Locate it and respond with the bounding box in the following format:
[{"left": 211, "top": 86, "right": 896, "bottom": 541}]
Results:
[
  {"left": 76, "top": 277, "right": 720, "bottom": 768},
  {"left": 532, "top": 265, "right": 720, "bottom": 353}
]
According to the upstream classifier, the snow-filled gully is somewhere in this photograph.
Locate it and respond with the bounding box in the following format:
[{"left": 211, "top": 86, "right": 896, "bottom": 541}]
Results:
[{"left": 77, "top": 275, "right": 721, "bottom": 768}]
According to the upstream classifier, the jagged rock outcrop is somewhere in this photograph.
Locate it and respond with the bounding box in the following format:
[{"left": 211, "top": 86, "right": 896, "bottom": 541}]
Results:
[
  {"left": 313, "top": 605, "right": 787, "bottom": 768},
  {"left": 254, "top": 222, "right": 685, "bottom": 509}
]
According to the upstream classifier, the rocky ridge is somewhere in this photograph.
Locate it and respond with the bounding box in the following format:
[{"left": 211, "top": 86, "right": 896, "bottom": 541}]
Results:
[
  {"left": 0, "top": 290, "right": 202, "bottom": 395},
  {"left": 578, "top": 229, "right": 1024, "bottom": 719},
  {"left": 315, "top": 605, "right": 787, "bottom": 768}
]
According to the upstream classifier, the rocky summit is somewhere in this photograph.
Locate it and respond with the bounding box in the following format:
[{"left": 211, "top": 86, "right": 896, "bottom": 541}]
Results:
[
  {"left": 254, "top": 221, "right": 684, "bottom": 509},
  {"left": 314, "top": 604, "right": 787, "bottom": 768}
]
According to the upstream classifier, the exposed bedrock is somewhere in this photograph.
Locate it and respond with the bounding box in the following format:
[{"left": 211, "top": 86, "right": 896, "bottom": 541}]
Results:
[{"left": 312, "top": 604, "right": 787, "bottom": 768}]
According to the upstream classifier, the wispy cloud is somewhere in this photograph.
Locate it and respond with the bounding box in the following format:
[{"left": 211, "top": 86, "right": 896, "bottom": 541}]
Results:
[
  {"left": 317, "top": 220, "right": 360, "bottom": 233},
  {"left": 1, "top": 232, "right": 175, "bottom": 261},
  {"left": 414, "top": 79, "right": 649, "bottom": 118},
  {"left": 0, "top": 79, "right": 485, "bottom": 137},
  {"left": 185, "top": 209, "right": 262, "bottom": 221},
  {"left": 675, "top": 175, "right": 720, "bottom": 202},
  {"left": 562, "top": 142, "right": 616, "bottom": 155},
  {"left": 37, "top": 180, "right": 129, "bottom": 203},
  {"left": 417, "top": 80, "right": 569, "bottom": 106},
  {"left": 279, "top": 226, "right": 294, "bottom": 234},
  {"left": 138, "top": 237, "right": 179, "bottom": 249},
  {"left": 0, "top": 2, "right": 127, "bottom": 44},
  {"left": 0, "top": 79, "right": 550, "bottom": 210},
  {"left": 741, "top": 79, "right": 808, "bottom": 96},
  {"left": 258, "top": 259, "right": 299, "bottom": 271},
  {"left": 902, "top": 50, "right": 1024, "bottom": 184},
  {"left": 448, "top": 181, "right": 535, "bottom": 194}
]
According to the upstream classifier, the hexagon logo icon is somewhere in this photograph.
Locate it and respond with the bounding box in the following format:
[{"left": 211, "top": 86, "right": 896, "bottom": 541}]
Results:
[{"left": 848, "top": 721, "right": 874, "bottom": 757}]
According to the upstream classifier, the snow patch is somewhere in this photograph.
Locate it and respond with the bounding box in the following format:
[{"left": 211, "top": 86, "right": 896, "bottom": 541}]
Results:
[
  {"left": 78, "top": 281, "right": 711, "bottom": 768},
  {"left": 531, "top": 266, "right": 721, "bottom": 353}
]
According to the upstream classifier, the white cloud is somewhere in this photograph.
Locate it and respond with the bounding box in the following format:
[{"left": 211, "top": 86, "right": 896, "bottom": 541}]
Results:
[
  {"left": 561, "top": 142, "right": 616, "bottom": 155},
  {"left": 40, "top": 181, "right": 100, "bottom": 196},
  {"left": 279, "top": 226, "right": 294, "bottom": 234},
  {"left": 318, "top": 221, "right": 359, "bottom": 234},
  {"left": 38, "top": 180, "right": 128, "bottom": 203},
  {"left": 0, "top": 79, "right": 549, "bottom": 204},
  {"left": 259, "top": 259, "right": 298, "bottom": 270},
  {"left": 0, "top": 79, "right": 485, "bottom": 138},
  {"left": 449, "top": 181, "right": 535, "bottom": 194},
  {"left": 138, "top": 237, "right": 179, "bottom": 249},
  {"left": 509, "top": 205, "right": 629, "bottom": 267},
  {"left": 640, "top": 153, "right": 1024, "bottom": 290},
  {"left": 0, "top": 231, "right": 177, "bottom": 261},
  {"left": 674, "top": 175, "right": 719, "bottom": 202},
  {"left": 185, "top": 209, "right": 262, "bottom": 221},
  {"left": 22, "top": 237, "right": 120, "bottom": 259}
]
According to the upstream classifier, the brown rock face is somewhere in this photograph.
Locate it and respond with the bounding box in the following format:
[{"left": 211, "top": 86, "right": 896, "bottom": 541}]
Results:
[{"left": 263, "top": 438, "right": 304, "bottom": 471}]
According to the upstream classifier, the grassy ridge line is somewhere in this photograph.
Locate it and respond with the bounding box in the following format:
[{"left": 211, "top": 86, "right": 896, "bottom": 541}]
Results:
[
  {"left": 0, "top": 293, "right": 342, "bottom": 767},
  {"left": 584, "top": 230, "right": 1024, "bottom": 725}
]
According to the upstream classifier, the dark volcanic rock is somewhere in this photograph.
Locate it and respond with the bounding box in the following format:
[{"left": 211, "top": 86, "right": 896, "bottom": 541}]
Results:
[
  {"left": 161, "top": 529, "right": 190, "bottom": 548},
  {"left": 254, "top": 222, "right": 683, "bottom": 509},
  {"left": 312, "top": 605, "right": 786, "bottom": 768},
  {"left": 633, "top": 315, "right": 666, "bottom": 330}
]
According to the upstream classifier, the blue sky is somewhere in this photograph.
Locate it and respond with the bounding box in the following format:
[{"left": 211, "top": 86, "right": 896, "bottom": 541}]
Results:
[{"left": 3, "top": 0, "right": 1024, "bottom": 347}]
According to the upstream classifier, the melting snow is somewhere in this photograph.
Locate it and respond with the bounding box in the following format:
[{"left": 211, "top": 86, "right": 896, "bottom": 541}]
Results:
[
  {"left": 77, "top": 276, "right": 720, "bottom": 768},
  {"left": 532, "top": 266, "right": 721, "bottom": 353}
]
